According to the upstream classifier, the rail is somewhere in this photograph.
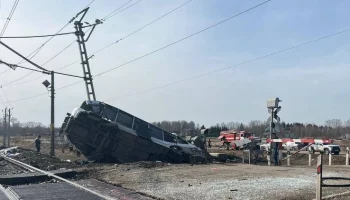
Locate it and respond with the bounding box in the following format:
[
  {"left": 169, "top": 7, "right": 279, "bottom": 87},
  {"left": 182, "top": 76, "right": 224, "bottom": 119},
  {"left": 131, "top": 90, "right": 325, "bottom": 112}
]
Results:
[{"left": 0, "top": 147, "right": 114, "bottom": 200}]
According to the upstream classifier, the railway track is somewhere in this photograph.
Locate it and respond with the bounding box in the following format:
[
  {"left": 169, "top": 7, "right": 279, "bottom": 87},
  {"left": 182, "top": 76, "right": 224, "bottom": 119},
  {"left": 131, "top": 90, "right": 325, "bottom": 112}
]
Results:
[{"left": 0, "top": 147, "right": 114, "bottom": 200}]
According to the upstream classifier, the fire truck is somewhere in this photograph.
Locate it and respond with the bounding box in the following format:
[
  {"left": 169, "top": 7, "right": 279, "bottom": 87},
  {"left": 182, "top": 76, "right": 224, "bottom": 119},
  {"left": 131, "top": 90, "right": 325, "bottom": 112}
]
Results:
[{"left": 218, "top": 130, "right": 258, "bottom": 150}]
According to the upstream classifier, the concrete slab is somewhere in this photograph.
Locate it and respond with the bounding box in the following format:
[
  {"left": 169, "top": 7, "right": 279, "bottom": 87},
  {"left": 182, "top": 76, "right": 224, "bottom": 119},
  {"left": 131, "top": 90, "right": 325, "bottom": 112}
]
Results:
[
  {"left": 77, "top": 179, "right": 153, "bottom": 200},
  {"left": 0, "top": 169, "right": 76, "bottom": 185},
  {"left": 9, "top": 182, "right": 104, "bottom": 200}
]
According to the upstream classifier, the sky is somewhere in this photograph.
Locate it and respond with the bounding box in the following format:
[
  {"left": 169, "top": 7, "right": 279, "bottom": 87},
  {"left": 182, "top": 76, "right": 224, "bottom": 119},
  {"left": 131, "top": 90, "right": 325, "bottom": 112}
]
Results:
[{"left": 0, "top": 0, "right": 350, "bottom": 128}]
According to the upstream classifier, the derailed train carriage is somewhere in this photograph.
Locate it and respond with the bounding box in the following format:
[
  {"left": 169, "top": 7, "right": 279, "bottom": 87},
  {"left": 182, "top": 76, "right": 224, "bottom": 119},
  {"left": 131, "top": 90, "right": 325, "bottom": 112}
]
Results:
[{"left": 60, "top": 100, "right": 209, "bottom": 163}]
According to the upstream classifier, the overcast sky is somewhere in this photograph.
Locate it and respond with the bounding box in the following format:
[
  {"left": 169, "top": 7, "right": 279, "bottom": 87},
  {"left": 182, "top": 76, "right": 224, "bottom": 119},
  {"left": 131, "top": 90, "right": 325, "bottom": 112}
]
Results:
[{"left": 0, "top": 0, "right": 350, "bottom": 127}]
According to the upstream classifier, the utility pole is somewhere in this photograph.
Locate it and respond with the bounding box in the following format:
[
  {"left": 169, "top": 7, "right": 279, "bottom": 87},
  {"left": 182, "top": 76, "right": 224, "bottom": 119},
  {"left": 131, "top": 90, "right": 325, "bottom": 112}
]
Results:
[
  {"left": 3, "top": 107, "right": 7, "bottom": 147},
  {"left": 74, "top": 8, "right": 101, "bottom": 101},
  {"left": 0, "top": 41, "right": 85, "bottom": 156},
  {"left": 50, "top": 71, "right": 55, "bottom": 157},
  {"left": 7, "top": 108, "right": 11, "bottom": 147}
]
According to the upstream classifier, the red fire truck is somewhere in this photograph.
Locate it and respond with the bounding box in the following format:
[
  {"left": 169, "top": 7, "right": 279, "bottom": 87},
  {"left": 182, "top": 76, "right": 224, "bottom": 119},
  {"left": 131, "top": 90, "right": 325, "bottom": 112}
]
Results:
[{"left": 218, "top": 130, "right": 257, "bottom": 150}]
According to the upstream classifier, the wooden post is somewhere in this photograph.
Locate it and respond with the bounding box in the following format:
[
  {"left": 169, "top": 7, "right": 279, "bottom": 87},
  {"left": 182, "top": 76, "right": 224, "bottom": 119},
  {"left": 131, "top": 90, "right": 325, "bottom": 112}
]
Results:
[
  {"left": 329, "top": 153, "right": 332, "bottom": 166},
  {"left": 267, "top": 147, "right": 271, "bottom": 166},
  {"left": 278, "top": 150, "right": 282, "bottom": 165},
  {"left": 309, "top": 153, "right": 312, "bottom": 166},
  {"left": 287, "top": 145, "right": 290, "bottom": 166},
  {"left": 346, "top": 147, "right": 349, "bottom": 166},
  {"left": 316, "top": 155, "right": 322, "bottom": 200},
  {"left": 248, "top": 150, "right": 251, "bottom": 164},
  {"left": 242, "top": 150, "right": 244, "bottom": 164}
]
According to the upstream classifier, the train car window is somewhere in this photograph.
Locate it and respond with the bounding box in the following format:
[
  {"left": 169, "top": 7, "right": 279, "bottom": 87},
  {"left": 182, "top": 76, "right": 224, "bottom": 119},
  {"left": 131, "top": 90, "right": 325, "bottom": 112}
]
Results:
[
  {"left": 149, "top": 125, "right": 163, "bottom": 140},
  {"left": 116, "top": 110, "right": 133, "bottom": 128},
  {"left": 133, "top": 118, "right": 150, "bottom": 138},
  {"left": 102, "top": 105, "right": 118, "bottom": 121},
  {"left": 164, "top": 132, "right": 176, "bottom": 143}
]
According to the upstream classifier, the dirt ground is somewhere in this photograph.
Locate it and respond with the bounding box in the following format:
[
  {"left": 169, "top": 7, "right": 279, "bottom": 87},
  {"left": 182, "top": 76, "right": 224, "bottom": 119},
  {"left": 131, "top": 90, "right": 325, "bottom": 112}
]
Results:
[
  {"left": 4, "top": 136, "right": 350, "bottom": 200},
  {"left": 94, "top": 162, "right": 350, "bottom": 200}
]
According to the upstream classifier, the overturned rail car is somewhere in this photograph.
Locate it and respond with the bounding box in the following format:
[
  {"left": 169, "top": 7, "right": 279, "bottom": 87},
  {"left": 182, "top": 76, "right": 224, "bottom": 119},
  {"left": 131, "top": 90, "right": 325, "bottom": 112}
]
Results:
[{"left": 60, "top": 100, "right": 207, "bottom": 163}]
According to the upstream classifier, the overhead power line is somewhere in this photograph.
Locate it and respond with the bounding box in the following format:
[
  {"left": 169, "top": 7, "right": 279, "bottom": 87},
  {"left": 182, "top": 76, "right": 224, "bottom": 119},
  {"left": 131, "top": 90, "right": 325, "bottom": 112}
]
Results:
[
  {"left": 0, "top": 0, "right": 19, "bottom": 42},
  {"left": 6, "top": 26, "right": 350, "bottom": 104},
  {"left": 2, "top": 0, "right": 138, "bottom": 86},
  {"left": 0, "top": 87, "right": 12, "bottom": 107},
  {"left": 92, "top": 0, "right": 194, "bottom": 56},
  {"left": 1, "top": 28, "right": 89, "bottom": 87},
  {"left": 85, "top": 0, "right": 96, "bottom": 8},
  {"left": 8, "top": 0, "right": 95, "bottom": 68},
  {"left": 2, "top": 0, "right": 270, "bottom": 88},
  {"left": 0, "top": 31, "right": 75, "bottom": 39},
  {"left": 0, "top": 92, "right": 6, "bottom": 106},
  {"left": 103, "top": 0, "right": 143, "bottom": 21},
  {"left": 102, "top": 0, "right": 133, "bottom": 21},
  {"left": 0, "top": 69, "right": 10, "bottom": 75},
  {"left": 5, "top": 92, "right": 47, "bottom": 103},
  {"left": 2, "top": 0, "right": 151, "bottom": 87},
  {"left": 94, "top": 0, "right": 272, "bottom": 77},
  {"left": 16, "top": 22, "right": 71, "bottom": 65},
  {"left": 46, "top": 0, "right": 194, "bottom": 71},
  {"left": 1, "top": 0, "right": 96, "bottom": 84}
]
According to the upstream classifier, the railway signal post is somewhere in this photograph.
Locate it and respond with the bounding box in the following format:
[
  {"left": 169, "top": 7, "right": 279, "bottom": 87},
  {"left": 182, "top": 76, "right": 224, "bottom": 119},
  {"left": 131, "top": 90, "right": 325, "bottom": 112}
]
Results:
[{"left": 267, "top": 97, "right": 282, "bottom": 166}]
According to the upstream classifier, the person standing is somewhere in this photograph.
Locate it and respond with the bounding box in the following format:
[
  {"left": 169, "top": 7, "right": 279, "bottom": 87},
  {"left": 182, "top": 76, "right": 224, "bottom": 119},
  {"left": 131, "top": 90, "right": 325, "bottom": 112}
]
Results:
[
  {"left": 208, "top": 139, "right": 212, "bottom": 148},
  {"left": 35, "top": 136, "right": 41, "bottom": 153}
]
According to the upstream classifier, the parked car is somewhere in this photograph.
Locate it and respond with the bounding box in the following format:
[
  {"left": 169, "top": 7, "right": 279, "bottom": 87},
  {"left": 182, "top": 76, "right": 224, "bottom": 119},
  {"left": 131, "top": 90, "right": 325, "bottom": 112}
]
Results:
[
  {"left": 260, "top": 143, "right": 270, "bottom": 151},
  {"left": 282, "top": 142, "right": 299, "bottom": 150},
  {"left": 309, "top": 143, "right": 341, "bottom": 155}
]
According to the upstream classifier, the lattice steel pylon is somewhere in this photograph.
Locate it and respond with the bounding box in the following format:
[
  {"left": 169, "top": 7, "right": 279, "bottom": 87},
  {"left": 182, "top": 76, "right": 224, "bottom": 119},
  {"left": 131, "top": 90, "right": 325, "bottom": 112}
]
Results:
[{"left": 74, "top": 8, "right": 101, "bottom": 101}]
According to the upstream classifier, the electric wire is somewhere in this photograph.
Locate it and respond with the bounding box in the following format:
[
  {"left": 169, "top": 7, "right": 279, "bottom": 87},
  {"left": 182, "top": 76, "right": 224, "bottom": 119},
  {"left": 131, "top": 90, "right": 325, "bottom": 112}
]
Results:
[
  {"left": 1, "top": 0, "right": 96, "bottom": 85},
  {"left": 16, "top": 22, "right": 71, "bottom": 65},
  {"left": 85, "top": 0, "right": 96, "bottom": 8},
  {"left": 92, "top": 0, "right": 194, "bottom": 56},
  {"left": 104, "top": 0, "right": 143, "bottom": 21},
  {"left": 102, "top": 0, "right": 133, "bottom": 21},
  {"left": 6, "top": 27, "right": 350, "bottom": 104},
  {"left": 102, "top": 28, "right": 350, "bottom": 100},
  {"left": 94, "top": 0, "right": 272, "bottom": 77},
  {"left": 3, "top": 0, "right": 143, "bottom": 87},
  {"left": 0, "top": 92, "right": 7, "bottom": 106},
  {"left": 0, "top": 69, "right": 10, "bottom": 75},
  {"left": 0, "top": 0, "right": 19, "bottom": 42},
  {"left": 2, "top": 0, "right": 271, "bottom": 90},
  {"left": 1, "top": 29, "right": 89, "bottom": 87},
  {"left": 0, "top": 87, "right": 12, "bottom": 107},
  {"left": 2, "top": 0, "right": 173, "bottom": 87},
  {"left": 0, "top": 31, "right": 75, "bottom": 39}
]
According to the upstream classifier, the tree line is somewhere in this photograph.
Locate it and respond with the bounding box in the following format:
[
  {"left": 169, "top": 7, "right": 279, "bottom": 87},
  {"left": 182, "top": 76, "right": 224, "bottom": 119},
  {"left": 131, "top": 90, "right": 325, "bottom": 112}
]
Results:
[
  {"left": 0, "top": 117, "right": 49, "bottom": 136},
  {"left": 0, "top": 117, "right": 349, "bottom": 139},
  {"left": 153, "top": 119, "right": 350, "bottom": 139}
]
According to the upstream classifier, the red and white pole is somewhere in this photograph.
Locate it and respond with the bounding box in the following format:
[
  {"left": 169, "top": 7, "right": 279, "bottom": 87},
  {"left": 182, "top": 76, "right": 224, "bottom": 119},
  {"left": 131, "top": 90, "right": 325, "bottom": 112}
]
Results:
[{"left": 316, "top": 154, "right": 322, "bottom": 200}]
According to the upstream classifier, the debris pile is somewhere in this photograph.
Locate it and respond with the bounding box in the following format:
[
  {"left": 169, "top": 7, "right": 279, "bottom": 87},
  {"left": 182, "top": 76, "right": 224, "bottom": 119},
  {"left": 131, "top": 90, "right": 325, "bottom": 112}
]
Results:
[{"left": 13, "top": 148, "right": 80, "bottom": 170}]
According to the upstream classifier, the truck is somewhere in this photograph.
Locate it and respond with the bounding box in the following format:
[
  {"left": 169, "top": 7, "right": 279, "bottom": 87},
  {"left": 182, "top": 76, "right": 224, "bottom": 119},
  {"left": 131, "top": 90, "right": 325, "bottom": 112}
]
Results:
[
  {"left": 60, "top": 100, "right": 209, "bottom": 163},
  {"left": 218, "top": 130, "right": 258, "bottom": 150},
  {"left": 308, "top": 143, "right": 341, "bottom": 155}
]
